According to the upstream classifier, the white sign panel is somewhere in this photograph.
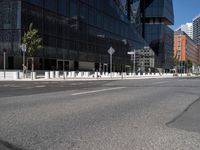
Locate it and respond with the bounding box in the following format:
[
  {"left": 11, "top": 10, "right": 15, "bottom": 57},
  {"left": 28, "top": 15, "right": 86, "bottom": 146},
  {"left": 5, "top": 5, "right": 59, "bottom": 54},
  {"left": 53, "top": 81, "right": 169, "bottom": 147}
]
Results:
[
  {"left": 108, "top": 47, "right": 115, "bottom": 55},
  {"left": 21, "top": 44, "right": 27, "bottom": 52},
  {"left": 127, "top": 51, "right": 135, "bottom": 55}
]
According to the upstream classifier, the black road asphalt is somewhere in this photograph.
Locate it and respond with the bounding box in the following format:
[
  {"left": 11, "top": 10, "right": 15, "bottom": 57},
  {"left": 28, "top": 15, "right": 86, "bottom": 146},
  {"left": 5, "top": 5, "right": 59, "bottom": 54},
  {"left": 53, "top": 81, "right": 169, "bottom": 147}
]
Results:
[{"left": 0, "top": 78, "right": 200, "bottom": 149}]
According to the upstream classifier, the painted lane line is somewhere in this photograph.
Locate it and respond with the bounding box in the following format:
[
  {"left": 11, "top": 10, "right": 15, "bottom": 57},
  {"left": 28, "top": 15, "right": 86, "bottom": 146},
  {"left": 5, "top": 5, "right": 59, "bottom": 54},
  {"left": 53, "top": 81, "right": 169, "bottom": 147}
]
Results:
[
  {"left": 35, "top": 85, "right": 46, "bottom": 88},
  {"left": 71, "top": 87, "right": 126, "bottom": 96},
  {"left": 151, "top": 81, "right": 169, "bottom": 85}
]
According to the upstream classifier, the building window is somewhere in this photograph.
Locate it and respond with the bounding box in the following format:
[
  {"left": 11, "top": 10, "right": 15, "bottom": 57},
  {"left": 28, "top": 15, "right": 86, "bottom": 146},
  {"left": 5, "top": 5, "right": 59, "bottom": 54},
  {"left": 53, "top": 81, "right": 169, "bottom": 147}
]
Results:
[{"left": 45, "top": 0, "right": 57, "bottom": 12}]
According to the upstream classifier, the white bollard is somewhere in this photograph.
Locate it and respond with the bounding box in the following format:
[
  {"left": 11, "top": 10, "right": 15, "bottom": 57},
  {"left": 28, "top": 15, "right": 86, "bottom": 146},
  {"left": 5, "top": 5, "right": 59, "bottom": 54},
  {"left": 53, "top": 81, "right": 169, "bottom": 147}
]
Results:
[
  {"left": 31, "top": 72, "right": 36, "bottom": 80},
  {"left": 105, "top": 72, "right": 109, "bottom": 77},
  {"left": 13, "top": 72, "right": 19, "bottom": 80},
  {"left": 55, "top": 71, "right": 60, "bottom": 78},
  {"left": 67, "top": 71, "right": 71, "bottom": 77},
  {"left": 94, "top": 72, "right": 98, "bottom": 78},
  {"left": 63, "top": 72, "right": 67, "bottom": 78},
  {"left": 71, "top": 71, "right": 76, "bottom": 78},
  {"left": 50, "top": 71, "right": 55, "bottom": 78},
  {"left": 45, "top": 72, "right": 50, "bottom": 79},
  {"left": 84, "top": 72, "right": 90, "bottom": 77},
  {"left": 114, "top": 73, "right": 117, "bottom": 77}
]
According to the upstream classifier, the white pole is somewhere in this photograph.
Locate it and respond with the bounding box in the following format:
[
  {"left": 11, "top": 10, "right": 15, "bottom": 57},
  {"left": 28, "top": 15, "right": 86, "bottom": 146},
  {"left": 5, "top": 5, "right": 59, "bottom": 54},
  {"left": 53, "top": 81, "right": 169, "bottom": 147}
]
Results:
[
  {"left": 134, "top": 49, "right": 136, "bottom": 75},
  {"left": 110, "top": 54, "right": 112, "bottom": 78},
  {"left": 3, "top": 52, "right": 6, "bottom": 79},
  {"left": 23, "top": 51, "right": 25, "bottom": 78}
]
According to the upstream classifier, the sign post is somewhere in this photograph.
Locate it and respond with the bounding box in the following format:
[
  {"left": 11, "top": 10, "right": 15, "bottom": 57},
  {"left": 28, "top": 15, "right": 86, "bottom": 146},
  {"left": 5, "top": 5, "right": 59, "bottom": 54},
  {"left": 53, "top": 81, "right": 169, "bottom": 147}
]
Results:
[
  {"left": 127, "top": 50, "right": 136, "bottom": 75},
  {"left": 108, "top": 47, "right": 115, "bottom": 78},
  {"left": 21, "top": 44, "right": 27, "bottom": 78}
]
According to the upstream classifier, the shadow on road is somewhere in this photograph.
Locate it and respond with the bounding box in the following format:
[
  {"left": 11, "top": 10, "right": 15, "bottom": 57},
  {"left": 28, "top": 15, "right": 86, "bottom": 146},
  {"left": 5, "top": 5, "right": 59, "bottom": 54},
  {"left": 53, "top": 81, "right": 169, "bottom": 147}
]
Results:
[{"left": 0, "top": 140, "right": 26, "bottom": 150}]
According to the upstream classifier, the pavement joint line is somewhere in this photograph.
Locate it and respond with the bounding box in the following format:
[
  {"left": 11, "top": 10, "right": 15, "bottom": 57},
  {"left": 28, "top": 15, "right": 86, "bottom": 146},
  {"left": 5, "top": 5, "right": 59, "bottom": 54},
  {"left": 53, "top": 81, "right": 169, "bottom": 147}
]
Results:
[
  {"left": 71, "top": 87, "right": 127, "bottom": 96},
  {"left": 166, "top": 97, "right": 200, "bottom": 127}
]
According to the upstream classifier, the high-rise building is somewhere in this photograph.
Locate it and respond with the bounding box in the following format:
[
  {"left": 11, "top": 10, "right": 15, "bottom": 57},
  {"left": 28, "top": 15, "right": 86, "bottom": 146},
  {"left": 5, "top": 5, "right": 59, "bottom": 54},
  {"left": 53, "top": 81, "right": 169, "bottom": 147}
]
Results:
[
  {"left": 0, "top": 0, "right": 174, "bottom": 72},
  {"left": 176, "top": 23, "right": 193, "bottom": 39},
  {"left": 193, "top": 14, "right": 200, "bottom": 44},
  {"left": 133, "top": 0, "right": 174, "bottom": 70}
]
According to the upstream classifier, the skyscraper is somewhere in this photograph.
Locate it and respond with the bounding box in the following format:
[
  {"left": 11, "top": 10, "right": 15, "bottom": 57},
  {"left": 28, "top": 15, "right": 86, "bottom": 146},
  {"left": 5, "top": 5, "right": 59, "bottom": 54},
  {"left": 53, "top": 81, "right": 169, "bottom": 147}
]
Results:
[
  {"left": 176, "top": 23, "right": 193, "bottom": 39},
  {"left": 0, "top": 0, "right": 174, "bottom": 72},
  {"left": 193, "top": 14, "right": 200, "bottom": 44}
]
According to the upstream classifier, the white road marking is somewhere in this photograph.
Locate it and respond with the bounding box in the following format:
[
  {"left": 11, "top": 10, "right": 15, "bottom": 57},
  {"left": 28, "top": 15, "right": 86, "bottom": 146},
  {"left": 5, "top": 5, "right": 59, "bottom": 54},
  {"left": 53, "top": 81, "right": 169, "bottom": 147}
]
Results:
[
  {"left": 71, "top": 87, "right": 126, "bottom": 96},
  {"left": 71, "top": 83, "right": 77, "bottom": 85},
  {"left": 35, "top": 85, "right": 46, "bottom": 88},
  {"left": 22, "top": 87, "right": 34, "bottom": 89},
  {"left": 151, "top": 81, "right": 169, "bottom": 85}
]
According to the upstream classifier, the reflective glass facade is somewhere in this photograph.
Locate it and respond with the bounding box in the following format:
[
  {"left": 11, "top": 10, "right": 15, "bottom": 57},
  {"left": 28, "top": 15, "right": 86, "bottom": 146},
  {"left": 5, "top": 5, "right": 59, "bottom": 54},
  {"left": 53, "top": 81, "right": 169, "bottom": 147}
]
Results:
[
  {"left": 0, "top": 0, "right": 21, "bottom": 69},
  {"left": 132, "top": 0, "right": 174, "bottom": 69},
  {"left": 0, "top": 0, "right": 174, "bottom": 71}
]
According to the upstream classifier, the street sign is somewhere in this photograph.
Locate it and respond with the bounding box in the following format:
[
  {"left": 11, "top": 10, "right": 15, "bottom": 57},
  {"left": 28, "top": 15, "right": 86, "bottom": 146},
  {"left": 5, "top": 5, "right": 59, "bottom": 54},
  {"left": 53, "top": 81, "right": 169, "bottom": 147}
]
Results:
[
  {"left": 144, "top": 46, "right": 150, "bottom": 49},
  {"left": 127, "top": 51, "right": 135, "bottom": 55},
  {"left": 108, "top": 47, "right": 115, "bottom": 55},
  {"left": 21, "top": 44, "right": 27, "bottom": 52}
]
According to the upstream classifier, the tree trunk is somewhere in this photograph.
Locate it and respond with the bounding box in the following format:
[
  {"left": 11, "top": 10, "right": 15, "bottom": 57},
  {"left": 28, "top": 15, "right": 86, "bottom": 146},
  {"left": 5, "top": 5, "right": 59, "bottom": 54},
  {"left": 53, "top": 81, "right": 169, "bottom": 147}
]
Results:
[{"left": 31, "top": 57, "right": 34, "bottom": 72}]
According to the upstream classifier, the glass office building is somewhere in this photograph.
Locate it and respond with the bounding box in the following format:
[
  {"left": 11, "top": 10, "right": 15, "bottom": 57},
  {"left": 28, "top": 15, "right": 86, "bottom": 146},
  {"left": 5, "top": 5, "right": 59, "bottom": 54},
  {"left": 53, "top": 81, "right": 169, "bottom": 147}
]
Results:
[
  {"left": 132, "top": 0, "right": 174, "bottom": 70},
  {"left": 0, "top": 0, "right": 174, "bottom": 72}
]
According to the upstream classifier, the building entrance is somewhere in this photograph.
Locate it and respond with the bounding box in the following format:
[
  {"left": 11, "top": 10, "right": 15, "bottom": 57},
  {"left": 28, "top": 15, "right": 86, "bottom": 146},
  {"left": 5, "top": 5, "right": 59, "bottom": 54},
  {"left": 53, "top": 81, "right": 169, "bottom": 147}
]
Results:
[{"left": 56, "top": 59, "right": 69, "bottom": 71}]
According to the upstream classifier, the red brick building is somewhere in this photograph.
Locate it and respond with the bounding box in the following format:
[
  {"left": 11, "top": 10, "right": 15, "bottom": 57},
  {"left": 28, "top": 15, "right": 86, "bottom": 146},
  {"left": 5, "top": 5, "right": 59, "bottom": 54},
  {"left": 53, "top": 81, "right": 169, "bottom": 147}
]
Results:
[{"left": 174, "top": 31, "right": 199, "bottom": 72}]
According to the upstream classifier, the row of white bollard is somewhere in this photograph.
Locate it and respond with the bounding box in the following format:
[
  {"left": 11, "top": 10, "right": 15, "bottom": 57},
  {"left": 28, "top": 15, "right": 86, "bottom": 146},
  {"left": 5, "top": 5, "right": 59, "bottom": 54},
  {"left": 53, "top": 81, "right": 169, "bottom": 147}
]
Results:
[{"left": 43, "top": 71, "right": 175, "bottom": 79}]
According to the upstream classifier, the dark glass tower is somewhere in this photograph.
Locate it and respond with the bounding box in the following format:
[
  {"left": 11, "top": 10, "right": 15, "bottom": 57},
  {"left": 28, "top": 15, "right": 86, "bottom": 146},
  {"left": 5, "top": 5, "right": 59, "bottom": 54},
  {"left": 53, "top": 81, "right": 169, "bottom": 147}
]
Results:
[
  {"left": 132, "top": 0, "right": 174, "bottom": 70},
  {"left": 0, "top": 0, "right": 174, "bottom": 72}
]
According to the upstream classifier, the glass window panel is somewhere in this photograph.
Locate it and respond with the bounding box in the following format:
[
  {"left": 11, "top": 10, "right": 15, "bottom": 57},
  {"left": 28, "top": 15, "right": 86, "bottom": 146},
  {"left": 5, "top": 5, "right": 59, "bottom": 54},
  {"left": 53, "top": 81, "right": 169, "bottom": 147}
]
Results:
[{"left": 45, "top": 0, "right": 57, "bottom": 12}]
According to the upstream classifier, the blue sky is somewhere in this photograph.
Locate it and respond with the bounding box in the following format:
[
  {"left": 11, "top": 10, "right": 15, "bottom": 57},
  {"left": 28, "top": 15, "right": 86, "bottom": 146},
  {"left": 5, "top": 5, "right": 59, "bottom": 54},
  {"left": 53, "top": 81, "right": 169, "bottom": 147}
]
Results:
[{"left": 172, "top": 0, "right": 200, "bottom": 30}]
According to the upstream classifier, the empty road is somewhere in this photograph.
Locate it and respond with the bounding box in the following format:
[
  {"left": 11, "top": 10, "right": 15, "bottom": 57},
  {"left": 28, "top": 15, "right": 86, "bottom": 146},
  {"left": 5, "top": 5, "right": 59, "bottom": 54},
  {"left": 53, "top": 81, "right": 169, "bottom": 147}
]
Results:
[{"left": 0, "top": 78, "right": 200, "bottom": 150}]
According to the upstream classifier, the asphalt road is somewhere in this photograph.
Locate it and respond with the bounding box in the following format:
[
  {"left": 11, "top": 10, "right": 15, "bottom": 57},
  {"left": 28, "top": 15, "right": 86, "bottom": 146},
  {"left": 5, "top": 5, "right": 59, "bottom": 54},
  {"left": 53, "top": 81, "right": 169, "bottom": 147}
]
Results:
[{"left": 0, "top": 78, "right": 200, "bottom": 150}]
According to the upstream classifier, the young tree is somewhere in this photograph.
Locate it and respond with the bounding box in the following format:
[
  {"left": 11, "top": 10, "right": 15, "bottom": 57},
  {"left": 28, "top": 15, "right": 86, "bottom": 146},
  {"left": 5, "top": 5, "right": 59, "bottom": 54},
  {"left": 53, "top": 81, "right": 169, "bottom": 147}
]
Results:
[
  {"left": 22, "top": 23, "right": 42, "bottom": 73},
  {"left": 173, "top": 51, "right": 179, "bottom": 75},
  {"left": 186, "top": 59, "right": 193, "bottom": 73}
]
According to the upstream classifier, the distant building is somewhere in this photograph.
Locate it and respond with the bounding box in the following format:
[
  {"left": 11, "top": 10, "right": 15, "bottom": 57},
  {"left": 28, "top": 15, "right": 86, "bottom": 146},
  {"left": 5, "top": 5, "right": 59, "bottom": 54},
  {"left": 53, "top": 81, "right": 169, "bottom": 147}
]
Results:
[
  {"left": 176, "top": 23, "right": 193, "bottom": 39},
  {"left": 193, "top": 14, "right": 200, "bottom": 44},
  {"left": 174, "top": 30, "right": 199, "bottom": 73},
  {"left": 198, "top": 45, "right": 200, "bottom": 64}
]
